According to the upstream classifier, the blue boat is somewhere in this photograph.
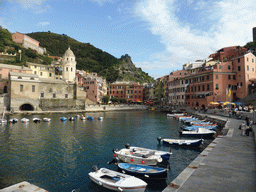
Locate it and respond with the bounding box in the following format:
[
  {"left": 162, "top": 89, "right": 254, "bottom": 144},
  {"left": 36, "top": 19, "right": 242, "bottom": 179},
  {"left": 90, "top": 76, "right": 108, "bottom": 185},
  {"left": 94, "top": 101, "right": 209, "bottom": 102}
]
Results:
[
  {"left": 60, "top": 117, "right": 67, "bottom": 121},
  {"left": 117, "top": 163, "right": 168, "bottom": 179},
  {"left": 86, "top": 116, "right": 93, "bottom": 121},
  {"left": 183, "top": 124, "right": 218, "bottom": 131}
]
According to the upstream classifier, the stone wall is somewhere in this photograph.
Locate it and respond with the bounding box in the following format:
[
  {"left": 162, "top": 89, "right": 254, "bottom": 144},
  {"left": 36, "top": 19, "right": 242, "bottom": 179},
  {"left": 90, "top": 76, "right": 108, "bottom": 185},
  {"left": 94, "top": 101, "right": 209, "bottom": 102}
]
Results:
[{"left": 40, "top": 99, "right": 85, "bottom": 111}]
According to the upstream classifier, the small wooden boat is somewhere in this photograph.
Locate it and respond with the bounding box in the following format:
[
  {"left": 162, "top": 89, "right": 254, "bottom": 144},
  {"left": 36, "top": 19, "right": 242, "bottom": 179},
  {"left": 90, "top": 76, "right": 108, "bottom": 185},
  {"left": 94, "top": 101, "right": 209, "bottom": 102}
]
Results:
[
  {"left": 179, "top": 128, "right": 216, "bottom": 138},
  {"left": 69, "top": 116, "right": 76, "bottom": 121},
  {"left": 60, "top": 117, "right": 67, "bottom": 121},
  {"left": 21, "top": 118, "right": 29, "bottom": 123},
  {"left": 87, "top": 116, "right": 93, "bottom": 121},
  {"left": 118, "top": 163, "right": 168, "bottom": 179},
  {"left": 157, "top": 137, "right": 203, "bottom": 147},
  {"left": 9, "top": 118, "right": 18, "bottom": 123},
  {"left": 89, "top": 166, "right": 147, "bottom": 192},
  {"left": 32, "top": 118, "right": 41, "bottom": 123},
  {"left": 80, "top": 115, "right": 86, "bottom": 120},
  {"left": 43, "top": 118, "right": 51, "bottom": 122},
  {"left": 167, "top": 113, "right": 184, "bottom": 117},
  {"left": 113, "top": 144, "right": 171, "bottom": 166},
  {"left": 183, "top": 124, "right": 218, "bottom": 131},
  {"left": 98, "top": 116, "right": 103, "bottom": 120}
]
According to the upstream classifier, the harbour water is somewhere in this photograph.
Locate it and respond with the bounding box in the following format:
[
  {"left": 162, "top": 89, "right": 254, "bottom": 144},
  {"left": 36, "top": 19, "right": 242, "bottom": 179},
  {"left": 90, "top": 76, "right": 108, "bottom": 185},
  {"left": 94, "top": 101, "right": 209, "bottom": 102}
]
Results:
[{"left": 0, "top": 111, "right": 213, "bottom": 192}]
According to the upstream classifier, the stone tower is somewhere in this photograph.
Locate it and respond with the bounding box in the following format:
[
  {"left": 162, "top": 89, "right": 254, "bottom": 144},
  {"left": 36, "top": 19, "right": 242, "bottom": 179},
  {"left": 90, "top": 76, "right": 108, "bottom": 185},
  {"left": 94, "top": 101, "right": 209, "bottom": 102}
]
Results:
[{"left": 62, "top": 46, "right": 76, "bottom": 83}]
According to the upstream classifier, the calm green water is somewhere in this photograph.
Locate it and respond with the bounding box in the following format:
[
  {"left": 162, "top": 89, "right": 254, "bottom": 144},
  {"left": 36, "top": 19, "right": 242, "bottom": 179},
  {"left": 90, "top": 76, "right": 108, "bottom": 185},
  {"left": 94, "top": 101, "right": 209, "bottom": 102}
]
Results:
[{"left": 0, "top": 111, "right": 213, "bottom": 192}]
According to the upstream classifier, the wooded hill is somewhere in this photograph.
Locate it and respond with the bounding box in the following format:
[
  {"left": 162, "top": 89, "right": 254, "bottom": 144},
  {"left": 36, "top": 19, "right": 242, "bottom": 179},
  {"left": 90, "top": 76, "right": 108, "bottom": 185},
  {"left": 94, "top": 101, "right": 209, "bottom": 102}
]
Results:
[{"left": 26, "top": 31, "right": 155, "bottom": 83}]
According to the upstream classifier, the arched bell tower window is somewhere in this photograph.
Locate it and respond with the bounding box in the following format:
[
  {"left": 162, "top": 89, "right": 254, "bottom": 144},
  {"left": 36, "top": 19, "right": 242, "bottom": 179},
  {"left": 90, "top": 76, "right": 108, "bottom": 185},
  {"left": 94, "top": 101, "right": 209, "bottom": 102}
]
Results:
[{"left": 67, "top": 58, "right": 68, "bottom": 61}]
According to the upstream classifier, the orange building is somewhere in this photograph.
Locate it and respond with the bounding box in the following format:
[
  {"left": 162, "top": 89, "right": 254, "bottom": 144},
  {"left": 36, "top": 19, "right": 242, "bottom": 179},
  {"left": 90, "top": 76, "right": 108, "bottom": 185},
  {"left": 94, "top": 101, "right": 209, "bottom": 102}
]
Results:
[{"left": 108, "top": 82, "right": 143, "bottom": 103}]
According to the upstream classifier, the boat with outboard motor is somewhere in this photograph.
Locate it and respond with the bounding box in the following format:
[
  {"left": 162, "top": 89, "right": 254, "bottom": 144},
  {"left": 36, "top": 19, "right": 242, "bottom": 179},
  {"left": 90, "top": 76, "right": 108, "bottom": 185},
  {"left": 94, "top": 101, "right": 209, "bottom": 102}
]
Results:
[
  {"left": 32, "top": 118, "right": 41, "bottom": 123},
  {"left": 9, "top": 118, "right": 18, "bottom": 124},
  {"left": 113, "top": 144, "right": 171, "bottom": 166},
  {"left": 89, "top": 165, "right": 147, "bottom": 192},
  {"left": 157, "top": 137, "right": 203, "bottom": 147}
]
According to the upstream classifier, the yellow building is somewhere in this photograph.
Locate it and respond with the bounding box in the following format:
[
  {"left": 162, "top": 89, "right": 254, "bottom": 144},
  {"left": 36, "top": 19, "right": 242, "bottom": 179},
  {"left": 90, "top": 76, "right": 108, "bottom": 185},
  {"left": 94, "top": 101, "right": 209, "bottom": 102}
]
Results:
[{"left": 26, "top": 62, "right": 55, "bottom": 79}]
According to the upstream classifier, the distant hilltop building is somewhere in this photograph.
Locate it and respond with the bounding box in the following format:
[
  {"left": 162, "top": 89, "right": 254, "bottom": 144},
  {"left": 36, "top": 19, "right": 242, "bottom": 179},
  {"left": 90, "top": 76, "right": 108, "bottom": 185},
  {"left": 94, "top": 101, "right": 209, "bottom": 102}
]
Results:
[{"left": 12, "top": 32, "right": 47, "bottom": 55}]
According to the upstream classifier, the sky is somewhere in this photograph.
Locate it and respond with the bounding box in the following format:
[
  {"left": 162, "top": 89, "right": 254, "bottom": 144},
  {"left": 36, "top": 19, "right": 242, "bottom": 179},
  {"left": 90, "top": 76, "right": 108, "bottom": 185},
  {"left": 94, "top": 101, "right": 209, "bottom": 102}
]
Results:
[{"left": 0, "top": 0, "right": 255, "bottom": 79}]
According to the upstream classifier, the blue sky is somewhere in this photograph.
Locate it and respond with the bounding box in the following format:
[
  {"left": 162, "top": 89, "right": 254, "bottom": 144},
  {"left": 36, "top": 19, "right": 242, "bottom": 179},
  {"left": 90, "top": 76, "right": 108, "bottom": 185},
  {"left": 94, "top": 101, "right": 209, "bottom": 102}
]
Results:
[{"left": 0, "top": 0, "right": 255, "bottom": 79}]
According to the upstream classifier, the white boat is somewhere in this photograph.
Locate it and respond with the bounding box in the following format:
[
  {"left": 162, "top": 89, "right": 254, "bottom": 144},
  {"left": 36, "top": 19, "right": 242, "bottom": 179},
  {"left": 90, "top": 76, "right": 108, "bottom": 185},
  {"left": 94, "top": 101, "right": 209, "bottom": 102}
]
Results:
[
  {"left": 113, "top": 144, "right": 171, "bottom": 166},
  {"left": 9, "top": 118, "right": 18, "bottom": 123},
  {"left": 157, "top": 137, "right": 203, "bottom": 147},
  {"left": 80, "top": 115, "right": 86, "bottom": 120},
  {"left": 21, "top": 118, "right": 29, "bottom": 123},
  {"left": 89, "top": 166, "right": 147, "bottom": 192},
  {"left": 98, "top": 116, "right": 104, "bottom": 120},
  {"left": 179, "top": 127, "right": 216, "bottom": 138},
  {"left": 167, "top": 113, "right": 184, "bottom": 117},
  {"left": 32, "top": 118, "right": 41, "bottom": 123},
  {"left": 43, "top": 118, "right": 51, "bottom": 122}
]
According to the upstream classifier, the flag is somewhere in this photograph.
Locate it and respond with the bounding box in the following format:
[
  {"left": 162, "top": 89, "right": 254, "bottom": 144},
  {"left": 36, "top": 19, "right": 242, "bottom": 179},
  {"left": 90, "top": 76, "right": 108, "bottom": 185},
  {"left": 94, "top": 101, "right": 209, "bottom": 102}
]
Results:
[{"left": 228, "top": 88, "right": 231, "bottom": 97}]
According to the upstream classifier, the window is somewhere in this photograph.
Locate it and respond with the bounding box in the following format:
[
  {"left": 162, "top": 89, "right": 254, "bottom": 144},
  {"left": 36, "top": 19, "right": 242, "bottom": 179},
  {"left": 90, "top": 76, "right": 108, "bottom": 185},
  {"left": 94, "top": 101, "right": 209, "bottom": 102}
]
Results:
[
  {"left": 216, "top": 75, "right": 218, "bottom": 79},
  {"left": 228, "top": 65, "right": 231, "bottom": 70},
  {"left": 228, "top": 75, "right": 231, "bottom": 80},
  {"left": 233, "top": 75, "right": 236, "bottom": 80},
  {"left": 216, "top": 84, "right": 219, "bottom": 90},
  {"left": 32, "top": 85, "right": 35, "bottom": 92},
  {"left": 20, "top": 85, "right": 23, "bottom": 92},
  {"left": 34, "top": 71, "right": 37, "bottom": 74},
  {"left": 238, "top": 66, "right": 241, "bottom": 71},
  {"left": 228, "top": 84, "right": 231, "bottom": 89},
  {"left": 18, "top": 76, "right": 22, "bottom": 79},
  {"left": 71, "top": 68, "right": 73, "bottom": 72},
  {"left": 247, "top": 57, "right": 249, "bottom": 62},
  {"left": 207, "top": 84, "right": 210, "bottom": 90},
  {"left": 53, "top": 93, "right": 56, "bottom": 98},
  {"left": 40, "top": 72, "right": 42, "bottom": 76},
  {"left": 194, "top": 86, "right": 196, "bottom": 92},
  {"left": 239, "top": 75, "right": 241, "bottom": 80},
  {"left": 207, "top": 75, "right": 209, "bottom": 80},
  {"left": 65, "top": 94, "right": 68, "bottom": 98},
  {"left": 253, "top": 68, "right": 254, "bottom": 72},
  {"left": 247, "top": 65, "right": 249, "bottom": 71},
  {"left": 49, "top": 73, "right": 52, "bottom": 77},
  {"left": 202, "top": 85, "right": 205, "bottom": 91},
  {"left": 66, "top": 67, "right": 68, "bottom": 71},
  {"left": 198, "top": 86, "right": 200, "bottom": 91},
  {"left": 219, "top": 65, "right": 222, "bottom": 69},
  {"left": 238, "top": 58, "right": 240, "bottom": 63},
  {"left": 252, "top": 59, "right": 254, "bottom": 63},
  {"left": 41, "top": 92, "right": 44, "bottom": 97}
]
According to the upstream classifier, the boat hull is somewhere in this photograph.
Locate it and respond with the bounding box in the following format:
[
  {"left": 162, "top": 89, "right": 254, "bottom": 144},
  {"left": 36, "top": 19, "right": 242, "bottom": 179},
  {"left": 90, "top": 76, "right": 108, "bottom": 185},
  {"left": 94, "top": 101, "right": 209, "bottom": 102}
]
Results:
[
  {"left": 162, "top": 139, "right": 203, "bottom": 146},
  {"left": 117, "top": 163, "right": 167, "bottom": 179}
]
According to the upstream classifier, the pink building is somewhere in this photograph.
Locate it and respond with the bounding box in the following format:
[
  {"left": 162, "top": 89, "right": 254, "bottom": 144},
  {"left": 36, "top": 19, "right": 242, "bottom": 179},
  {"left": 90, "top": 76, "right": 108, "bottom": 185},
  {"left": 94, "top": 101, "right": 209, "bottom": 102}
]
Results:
[{"left": 12, "top": 32, "right": 46, "bottom": 55}]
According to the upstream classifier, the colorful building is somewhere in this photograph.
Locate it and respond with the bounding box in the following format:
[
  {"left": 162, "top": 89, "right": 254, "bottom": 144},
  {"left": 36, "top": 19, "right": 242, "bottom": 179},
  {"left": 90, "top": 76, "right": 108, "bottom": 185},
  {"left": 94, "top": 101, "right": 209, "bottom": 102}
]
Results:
[{"left": 108, "top": 81, "right": 143, "bottom": 103}]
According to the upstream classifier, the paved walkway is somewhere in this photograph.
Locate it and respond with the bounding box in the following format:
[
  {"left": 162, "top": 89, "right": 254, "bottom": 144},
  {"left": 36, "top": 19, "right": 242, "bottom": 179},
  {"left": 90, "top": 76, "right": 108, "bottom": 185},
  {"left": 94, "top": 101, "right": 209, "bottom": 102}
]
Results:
[{"left": 163, "top": 115, "right": 256, "bottom": 192}]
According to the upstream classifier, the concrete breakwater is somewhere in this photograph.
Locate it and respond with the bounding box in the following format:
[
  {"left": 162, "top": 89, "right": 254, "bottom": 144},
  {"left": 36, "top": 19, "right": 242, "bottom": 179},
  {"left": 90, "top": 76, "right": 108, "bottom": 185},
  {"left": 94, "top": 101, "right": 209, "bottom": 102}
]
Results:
[{"left": 10, "top": 104, "right": 148, "bottom": 115}]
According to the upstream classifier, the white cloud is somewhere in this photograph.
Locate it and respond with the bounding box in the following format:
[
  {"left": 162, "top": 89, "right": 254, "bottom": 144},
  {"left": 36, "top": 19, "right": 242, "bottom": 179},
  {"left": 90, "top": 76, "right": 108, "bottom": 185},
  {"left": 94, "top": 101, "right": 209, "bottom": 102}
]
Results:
[
  {"left": 37, "top": 21, "right": 50, "bottom": 26},
  {"left": 15, "top": 0, "right": 49, "bottom": 13},
  {"left": 133, "top": 0, "right": 256, "bottom": 77}
]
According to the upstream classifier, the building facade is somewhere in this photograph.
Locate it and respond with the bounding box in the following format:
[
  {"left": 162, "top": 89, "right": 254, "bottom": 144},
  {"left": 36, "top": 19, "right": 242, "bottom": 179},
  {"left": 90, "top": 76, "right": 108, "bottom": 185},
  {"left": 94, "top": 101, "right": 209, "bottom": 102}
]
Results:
[{"left": 12, "top": 32, "right": 46, "bottom": 55}]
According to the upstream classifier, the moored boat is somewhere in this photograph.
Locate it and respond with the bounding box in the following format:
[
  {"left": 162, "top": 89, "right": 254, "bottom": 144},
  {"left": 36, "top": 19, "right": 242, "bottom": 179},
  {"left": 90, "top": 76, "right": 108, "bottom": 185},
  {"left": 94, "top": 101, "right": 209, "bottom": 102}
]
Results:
[
  {"left": 21, "top": 118, "right": 29, "bottom": 123},
  {"left": 113, "top": 144, "right": 171, "bottom": 166},
  {"left": 32, "top": 118, "right": 41, "bottom": 123},
  {"left": 43, "top": 118, "right": 51, "bottom": 122},
  {"left": 87, "top": 116, "right": 93, "bottom": 121},
  {"left": 98, "top": 116, "right": 103, "bottom": 120},
  {"left": 89, "top": 166, "right": 147, "bottom": 192},
  {"left": 60, "top": 117, "right": 67, "bottom": 121},
  {"left": 179, "top": 127, "right": 216, "bottom": 138},
  {"left": 157, "top": 137, "right": 203, "bottom": 147},
  {"left": 80, "top": 115, "right": 86, "bottom": 120},
  {"left": 118, "top": 163, "right": 168, "bottom": 179},
  {"left": 69, "top": 116, "right": 76, "bottom": 121},
  {"left": 9, "top": 118, "right": 18, "bottom": 123}
]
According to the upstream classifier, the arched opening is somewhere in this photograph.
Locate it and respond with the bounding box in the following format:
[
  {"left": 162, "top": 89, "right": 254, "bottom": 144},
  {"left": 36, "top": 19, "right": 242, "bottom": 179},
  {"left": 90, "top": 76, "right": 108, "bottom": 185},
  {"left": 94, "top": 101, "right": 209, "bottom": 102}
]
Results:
[{"left": 19, "top": 104, "right": 34, "bottom": 111}]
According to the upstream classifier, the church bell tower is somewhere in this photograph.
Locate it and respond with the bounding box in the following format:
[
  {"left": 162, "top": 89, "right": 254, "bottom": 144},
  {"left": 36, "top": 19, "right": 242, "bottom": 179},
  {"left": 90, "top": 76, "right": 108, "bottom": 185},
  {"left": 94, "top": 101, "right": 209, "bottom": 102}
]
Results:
[{"left": 62, "top": 46, "right": 76, "bottom": 83}]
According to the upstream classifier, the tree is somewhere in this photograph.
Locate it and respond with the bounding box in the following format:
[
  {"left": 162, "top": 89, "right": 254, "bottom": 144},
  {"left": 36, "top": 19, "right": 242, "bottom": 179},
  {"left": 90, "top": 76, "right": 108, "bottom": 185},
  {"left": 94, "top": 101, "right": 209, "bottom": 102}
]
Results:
[
  {"left": 111, "top": 97, "right": 119, "bottom": 103},
  {"left": 102, "top": 95, "right": 110, "bottom": 104},
  {"left": 119, "top": 98, "right": 127, "bottom": 104}
]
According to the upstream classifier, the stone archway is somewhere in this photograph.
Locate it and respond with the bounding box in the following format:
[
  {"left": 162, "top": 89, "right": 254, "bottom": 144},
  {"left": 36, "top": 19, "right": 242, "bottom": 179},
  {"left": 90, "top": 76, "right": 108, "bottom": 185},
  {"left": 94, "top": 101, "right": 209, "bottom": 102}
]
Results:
[{"left": 19, "top": 104, "right": 34, "bottom": 111}]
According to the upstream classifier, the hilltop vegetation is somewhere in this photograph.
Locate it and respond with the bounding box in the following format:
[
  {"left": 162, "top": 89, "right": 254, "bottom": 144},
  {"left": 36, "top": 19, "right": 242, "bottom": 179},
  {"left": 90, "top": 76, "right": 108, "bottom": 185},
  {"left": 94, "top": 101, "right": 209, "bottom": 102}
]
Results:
[
  {"left": 27, "top": 31, "right": 154, "bottom": 83},
  {"left": 0, "top": 28, "right": 154, "bottom": 83}
]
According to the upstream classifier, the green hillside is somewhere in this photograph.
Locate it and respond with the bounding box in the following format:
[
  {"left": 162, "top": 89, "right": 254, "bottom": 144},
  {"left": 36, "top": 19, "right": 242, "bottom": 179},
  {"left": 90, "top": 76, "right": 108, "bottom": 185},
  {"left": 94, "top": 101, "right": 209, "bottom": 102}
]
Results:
[{"left": 27, "top": 31, "right": 154, "bottom": 83}]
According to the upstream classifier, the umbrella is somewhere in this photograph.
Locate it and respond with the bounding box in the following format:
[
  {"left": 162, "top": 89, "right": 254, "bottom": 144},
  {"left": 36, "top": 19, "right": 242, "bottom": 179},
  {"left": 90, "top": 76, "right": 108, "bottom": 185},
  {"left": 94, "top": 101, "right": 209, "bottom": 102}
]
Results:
[
  {"left": 209, "top": 102, "right": 219, "bottom": 105},
  {"left": 223, "top": 102, "right": 236, "bottom": 105}
]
